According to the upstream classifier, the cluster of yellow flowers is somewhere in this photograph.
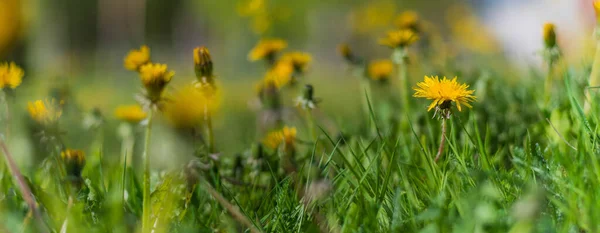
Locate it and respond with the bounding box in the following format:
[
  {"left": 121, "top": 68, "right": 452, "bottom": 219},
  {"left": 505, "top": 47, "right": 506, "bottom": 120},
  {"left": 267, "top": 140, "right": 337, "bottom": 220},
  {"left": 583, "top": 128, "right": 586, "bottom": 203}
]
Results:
[
  {"left": 262, "top": 126, "right": 297, "bottom": 150},
  {"left": 251, "top": 39, "right": 313, "bottom": 91},
  {"left": 123, "top": 45, "right": 175, "bottom": 104},
  {"left": 0, "top": 62, "right": 23, "bottom": 89}
]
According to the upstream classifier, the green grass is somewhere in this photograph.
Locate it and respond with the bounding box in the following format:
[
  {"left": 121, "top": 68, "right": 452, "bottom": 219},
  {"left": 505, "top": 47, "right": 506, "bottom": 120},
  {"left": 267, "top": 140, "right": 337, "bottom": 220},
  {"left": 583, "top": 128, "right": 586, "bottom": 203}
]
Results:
[{"left": 1, "top": 21, "right": 599, "bottom": 233}]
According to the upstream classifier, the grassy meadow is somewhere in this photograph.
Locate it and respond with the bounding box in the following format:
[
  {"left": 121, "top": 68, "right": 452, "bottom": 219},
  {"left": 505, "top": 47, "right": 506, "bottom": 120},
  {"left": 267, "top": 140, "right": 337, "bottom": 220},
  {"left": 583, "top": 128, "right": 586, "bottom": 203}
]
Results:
[{"left": 1, "top": 0, "right": 600, "bottom": 232}]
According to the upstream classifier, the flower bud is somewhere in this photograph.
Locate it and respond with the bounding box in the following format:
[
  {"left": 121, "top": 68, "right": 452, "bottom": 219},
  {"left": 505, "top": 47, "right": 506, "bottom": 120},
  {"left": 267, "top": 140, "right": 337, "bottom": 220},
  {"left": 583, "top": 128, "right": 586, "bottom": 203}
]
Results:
[
  {"left": 61, "top": 149, "right": 86, "bottom": 178},
  {"left": 543, "top": 23, "right": 556, "bottom": 48},
  {"left": 194, "top": 46, "right": 214, "bottom": 80}
]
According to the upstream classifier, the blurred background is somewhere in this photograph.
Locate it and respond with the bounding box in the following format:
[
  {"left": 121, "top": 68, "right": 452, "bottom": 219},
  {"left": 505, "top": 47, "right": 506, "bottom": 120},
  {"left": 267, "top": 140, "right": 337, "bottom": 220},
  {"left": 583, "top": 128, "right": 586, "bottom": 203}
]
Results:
[{"left": 0, "top": 0, "right": 597, "bottom": 169}]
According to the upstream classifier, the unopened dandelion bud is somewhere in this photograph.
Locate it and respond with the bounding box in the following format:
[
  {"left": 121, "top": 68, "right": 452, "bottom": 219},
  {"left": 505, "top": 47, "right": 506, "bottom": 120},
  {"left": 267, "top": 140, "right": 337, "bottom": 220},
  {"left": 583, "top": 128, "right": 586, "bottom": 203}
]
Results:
[
  {"left": 303, "top": 84, "right": 314, "bottom": 101},
  {"left": 543, "top": 23, "right": 556, "bottom": 48},
  {"left": 61, "top": 149, "right": 86, "bottom": 178},
  {"left": 194, "top": 46, "right": 214, "bottom": 81}
]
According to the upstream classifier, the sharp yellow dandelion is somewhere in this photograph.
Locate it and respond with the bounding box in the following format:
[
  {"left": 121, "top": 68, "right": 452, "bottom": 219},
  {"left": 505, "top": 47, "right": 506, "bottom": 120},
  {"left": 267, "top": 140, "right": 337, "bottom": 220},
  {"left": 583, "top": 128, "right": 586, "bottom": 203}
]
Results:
[
  {"left": 248, "top": 39, "right": 288, "bottom": 61},
  {"left": 124, "top": 45, "right": 151, "bottom": 71},
  {"left": 367, "top": 59, "right": 393, "bottom": 81},
  {"left": 413, "top": 76, "right": 476, "bottom": 112},
  {"left": 0, "top": 62, "right": 23, "bottom": 89},
  {"left": 114, "top": 105, "right": 147, "bottom": 123},
  {"left": 139, "top": 63, "right": 174, "bottom": 102},
  {"left": 379, "top": 29, "right": 419, "bottom": 48}
]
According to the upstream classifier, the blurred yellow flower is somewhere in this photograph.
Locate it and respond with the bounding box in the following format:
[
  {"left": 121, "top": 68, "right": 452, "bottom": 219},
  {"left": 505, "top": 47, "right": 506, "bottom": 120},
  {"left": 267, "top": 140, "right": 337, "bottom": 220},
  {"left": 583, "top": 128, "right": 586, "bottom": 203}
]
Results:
[
  {"left": 114, "top": 105, "right": 147, "bottom": 123},
  {"left": 124, "top": 45, "right": 151, "bottom": 71},
  {"left": 394, "top": 11, "right": 419, "bottom": 31},
  {"left": 367, "top": 59, "right": 393, "bottom": 81},
  {"left": 413, "top": 76, "right": 476, "bottom": 112},
  {"left": 193, "top": 46, "right": 213, "bottom": 78},
  {"left": 237, "top": 0, "right": 266, "bottom": 16},
  {"left": 27, "top": 99, "right": 62, "bottom": 124},
  {"left": 280, "top": 52, "right": 312, "bottom": 73},
  {"left": 447, "top": 6, "right": 499, "bottom": 54},
  {"left": 543, "top": 23, "right": 556, "bottom": 48},
  {"left": 0, "top": 62, "right": 23, "bottom": 89},
  {"left": 595, "top": 1, "right": 600, "bottom": 19},
  {"left": 349, "top": 1, "right": 396, "bottom": 34},
  {"left": 164, "top": 84, "right": 221, "bottom": 129},
  {"left": 0, "top": 0, "right": 23, "bottom": 55},
  {"left": 248, "top": 39, "right": 288, "bottom": 61},
  {"left": 263, "top": 62, "right": 293, "bottom": 89},
  {"left": 61, "top": 149, "right": 86, "bottom": 177},
  {"left": 139, "top": 63, "right": 174, "bottom": 102},
  {"left": 379, "top": 29, "right": 419, "bottom": 48},
  {"left": 262, "top": 126, "right": 297, "bottom": 149}
]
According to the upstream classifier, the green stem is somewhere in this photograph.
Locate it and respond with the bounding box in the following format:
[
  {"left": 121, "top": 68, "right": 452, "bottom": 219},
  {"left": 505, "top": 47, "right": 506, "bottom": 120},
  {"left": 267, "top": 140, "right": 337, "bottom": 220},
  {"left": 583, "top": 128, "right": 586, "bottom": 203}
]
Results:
[
  {"left": 587, "top": 39, "right": 600, "bottom": 113},
  {"left": 396, "top": 47, "right": 410, "bottom": 114},
  {"left": 434, "top": 113, "right": 449, "bottom": 163},
  {"left": 205, "top": 105, "right": 215, "bottom": 154},
  {"left": 306, "top": 109, "right": 317, "bottom": 141},
  {"left": 544, "top": 60, "right": 554, "bottom": 105},
  {"left": 141, "top": 109, "right": 154, "bottom": 233}
]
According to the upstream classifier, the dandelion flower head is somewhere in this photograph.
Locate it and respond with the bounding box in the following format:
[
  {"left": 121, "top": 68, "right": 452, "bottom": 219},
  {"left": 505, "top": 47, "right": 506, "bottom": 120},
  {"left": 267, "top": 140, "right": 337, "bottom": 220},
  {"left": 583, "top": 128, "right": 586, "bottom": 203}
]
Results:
[
  {"left": 0, "top": 62, "right": 23, "bottom": 89},
  {"left": 124, "top": 45, "right": 151, "bottom": 71},
  {"left": 413, "top": 76, "right": 476, "bottom": 112}
]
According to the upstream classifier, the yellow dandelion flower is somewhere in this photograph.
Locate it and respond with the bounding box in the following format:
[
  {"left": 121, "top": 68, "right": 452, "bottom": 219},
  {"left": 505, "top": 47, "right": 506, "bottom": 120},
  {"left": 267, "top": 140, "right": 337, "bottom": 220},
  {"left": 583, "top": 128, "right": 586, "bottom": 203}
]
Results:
[
  {"left": 248, "top": 39, "right": 288, "bottom": 61},
  {"left": 193, "top": 46, "right": 213, "bottom": 78},
  {"left": 27, "top": 99, "right": 62, "bottom": 124},
  {"left": 114, "top": 105, "right": 147, "bottom": 123},
  {"left": 61, "top": 149, "right": 86, "bottom": 177},
  {"left": 0, "top": 62, "right": 23, "bottom": 89},
  {"left": 282, "top": 126, "right": 296, "bottom": 145},
  {"left": 394, "top": 11, "right": 419, "bottom": 31},
  {"left": 139, "top": 63, "right": 174, "bottom": 102},
  {"left": 279, "top": 51, "right": 312, "bottom": 73},
  {"left": 262, "top": 126, "right": 296, "bottom": 149},
  {"left": 164, "top": 84, "right": 221, "bottom": 129},
  {"left": 413, "top": 76, "right": 476, "bottom": 112},
  {"left": 367, "top": 59, "right": 393, "bottom": 81},
  {"left": 543, "top": 23, "right": 556, "bottom": 48},
  {"left": 124, "top": 45, "right": 151, "bottom": 71},
  {"left": 447, "top": 6, "right": 499, "bottom": 54},
  {"left": 263, "top": 62, "right": 293, "bottom": 89},
  {"left": 379, "top": 29, "right": 419, "bottom": 48}
]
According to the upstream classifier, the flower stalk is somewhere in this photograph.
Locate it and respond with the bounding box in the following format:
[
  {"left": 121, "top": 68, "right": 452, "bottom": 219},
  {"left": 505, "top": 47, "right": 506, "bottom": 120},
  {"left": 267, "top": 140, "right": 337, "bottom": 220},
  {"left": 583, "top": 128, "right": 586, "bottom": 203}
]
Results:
[
  {"left": 141, "top": 109, "right": 154, "bottom": 233},
  {"left": 435, "top": 110, "right": 450, "bottom": 162}
]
